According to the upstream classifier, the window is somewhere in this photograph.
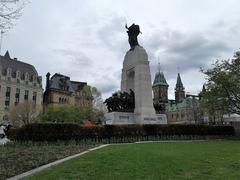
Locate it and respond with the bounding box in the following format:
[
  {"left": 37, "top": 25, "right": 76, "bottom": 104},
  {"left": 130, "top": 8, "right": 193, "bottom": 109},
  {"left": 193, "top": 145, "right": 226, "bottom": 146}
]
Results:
[
  {"left": 33, "top": 92, "right": 37, "bottom": 102},
  {"left": 15, "top": 88, "right": 20, "bottom": 105},
  {"left": 6, "top": 87, "right": 11, "bottom": 96},
  {"left": 181, "top": 113, "right": 185, "bottom": 118},
  {"left": 24, "top": 90, "right": 29, "bottom": 100},
  {"left": 5, "top": 87, "right": 11, "bottom": 106}
]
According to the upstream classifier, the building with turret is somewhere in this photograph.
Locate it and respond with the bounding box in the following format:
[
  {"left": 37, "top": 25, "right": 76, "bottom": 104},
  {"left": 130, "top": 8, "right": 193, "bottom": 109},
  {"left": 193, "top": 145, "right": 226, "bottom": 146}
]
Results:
[
  {"left": 152, "top": 69, "right": 168, "bottom": 114},
  {"left": 43, "top": 73, "right": 93, "bottom": 112},
  {"left": 167, "top": 73, "right": 202, "bottom": 124},
  {"left": 0, "top": 51, "right": 43, "bottom": 124},
  {"left": 152, "top": 70, "right": 203, "bottom": 124}
]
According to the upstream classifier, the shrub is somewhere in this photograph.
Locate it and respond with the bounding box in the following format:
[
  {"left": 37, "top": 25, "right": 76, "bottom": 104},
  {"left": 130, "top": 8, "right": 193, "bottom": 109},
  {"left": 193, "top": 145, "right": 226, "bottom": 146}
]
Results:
[
  {"left": 41, "top": 106, "right": 96, "bottom": 123},
  {"left": 7, "top": 123, "right": 235, "bottom": 142}
]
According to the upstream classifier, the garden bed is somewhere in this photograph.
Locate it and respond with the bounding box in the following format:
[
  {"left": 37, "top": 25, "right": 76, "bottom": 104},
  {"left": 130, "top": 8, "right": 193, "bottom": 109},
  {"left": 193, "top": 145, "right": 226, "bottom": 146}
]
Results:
[{"left": 0, "top": 141, "right": 98, "bottom": 180}]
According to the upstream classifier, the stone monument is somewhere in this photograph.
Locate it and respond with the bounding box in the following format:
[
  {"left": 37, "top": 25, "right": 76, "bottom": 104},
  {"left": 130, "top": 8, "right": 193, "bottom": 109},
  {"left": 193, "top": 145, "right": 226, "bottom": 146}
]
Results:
[{"left": 105, "top": 24, "right": 167, "bottom": 124}]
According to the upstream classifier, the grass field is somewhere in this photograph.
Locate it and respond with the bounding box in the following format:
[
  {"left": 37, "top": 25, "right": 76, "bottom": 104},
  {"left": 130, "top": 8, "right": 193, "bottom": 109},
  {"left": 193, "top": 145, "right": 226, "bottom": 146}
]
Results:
[{"left": 28, "top": 140, "right": 240, "bottom": 180}]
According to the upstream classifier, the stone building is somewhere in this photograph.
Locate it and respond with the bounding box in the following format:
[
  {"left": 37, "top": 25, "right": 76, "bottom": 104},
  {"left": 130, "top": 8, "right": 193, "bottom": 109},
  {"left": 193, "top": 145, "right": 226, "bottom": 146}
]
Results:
[
  {"left": 152, "top": 71, "right": 203, "bottom": 124},
  {"left": 167, "top": 95, "right": 202, "bottom": 124},
  {"left": 0, "top": 51, "right": 43, "bottom": 124},
  {"left": 152, "top": 70, "right": 168, "bottom": 114},
  {"left": 43, "top": 73, "right": 92, "bottom": 111},
  {"left": 166, "top": 73, "right": 202, "bottom": 124}
]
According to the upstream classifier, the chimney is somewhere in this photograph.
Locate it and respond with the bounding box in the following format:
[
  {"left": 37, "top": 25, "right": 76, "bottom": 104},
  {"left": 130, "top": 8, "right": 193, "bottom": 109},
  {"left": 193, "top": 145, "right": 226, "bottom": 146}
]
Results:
[{"left": 46, "top": 72, "right": 51, "bottom": 90}]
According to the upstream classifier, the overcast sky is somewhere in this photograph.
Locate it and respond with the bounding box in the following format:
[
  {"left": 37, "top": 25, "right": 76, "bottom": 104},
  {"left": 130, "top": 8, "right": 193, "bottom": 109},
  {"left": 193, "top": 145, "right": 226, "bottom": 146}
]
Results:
[{"left": 2, "top": 0, "right": 240, "bottom": 99}]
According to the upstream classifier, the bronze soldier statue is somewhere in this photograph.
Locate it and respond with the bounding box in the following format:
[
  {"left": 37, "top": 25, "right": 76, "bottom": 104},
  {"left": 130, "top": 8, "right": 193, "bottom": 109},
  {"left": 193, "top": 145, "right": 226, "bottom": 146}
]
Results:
[{"left": 125, "top": 24, "right": 141, "bottom": 51}]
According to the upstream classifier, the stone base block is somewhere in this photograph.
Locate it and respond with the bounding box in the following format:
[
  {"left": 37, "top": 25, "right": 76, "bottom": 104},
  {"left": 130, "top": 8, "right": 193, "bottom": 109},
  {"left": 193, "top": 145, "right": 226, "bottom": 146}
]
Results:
[{"left": 105, "top": 112, "right": 167, "bottom": 125}]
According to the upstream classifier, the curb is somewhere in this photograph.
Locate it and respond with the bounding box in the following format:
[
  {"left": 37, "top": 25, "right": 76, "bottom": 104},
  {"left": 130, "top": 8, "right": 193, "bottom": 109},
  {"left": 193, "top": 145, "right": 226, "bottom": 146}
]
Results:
[{"left": 6, "top": 144, "right": 110, "bottom": 180}]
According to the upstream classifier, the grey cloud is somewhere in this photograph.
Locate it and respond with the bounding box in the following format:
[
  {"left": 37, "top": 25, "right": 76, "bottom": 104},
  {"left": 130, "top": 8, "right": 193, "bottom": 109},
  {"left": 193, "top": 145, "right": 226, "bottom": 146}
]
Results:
[
  {"left": 97, "top": 14, "right": 127, "bottom": 55},
  {"left": 53, "top": 49, "right": 93, "bottom": 67},
  {"left": 146, "top": 29, "right": 231, "bottom": 80},
  {"left": 92, "top": 72, "right": 121, "bottom": 99}
]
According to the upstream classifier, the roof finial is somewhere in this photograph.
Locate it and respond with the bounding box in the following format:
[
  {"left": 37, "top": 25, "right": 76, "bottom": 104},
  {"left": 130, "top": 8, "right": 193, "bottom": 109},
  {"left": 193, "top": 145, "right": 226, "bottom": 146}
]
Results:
[{"left": 158, "top": 56, "right": 161, "bottom": 74}]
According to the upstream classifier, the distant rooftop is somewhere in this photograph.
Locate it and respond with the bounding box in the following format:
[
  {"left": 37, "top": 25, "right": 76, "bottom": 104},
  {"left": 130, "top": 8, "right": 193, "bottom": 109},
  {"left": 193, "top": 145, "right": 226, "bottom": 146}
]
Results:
[
  {"left": 48, "top": 73, "right": 87, "bottom": 92},
  {"left": 0, "top": 51, "right": 39, "bottom": 77}
]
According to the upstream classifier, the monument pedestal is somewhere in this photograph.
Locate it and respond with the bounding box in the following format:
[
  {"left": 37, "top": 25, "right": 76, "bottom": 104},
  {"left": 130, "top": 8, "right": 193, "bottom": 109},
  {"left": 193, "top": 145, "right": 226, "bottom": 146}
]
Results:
[
  {"left": 105, "top": 112, "right": 167, "bottom": 125},
  {"left": 120, "top": 46, "right": 167, "bottom": 124},
  {"left": 105, "top": 46, "right": 167, "bottom": 125}
]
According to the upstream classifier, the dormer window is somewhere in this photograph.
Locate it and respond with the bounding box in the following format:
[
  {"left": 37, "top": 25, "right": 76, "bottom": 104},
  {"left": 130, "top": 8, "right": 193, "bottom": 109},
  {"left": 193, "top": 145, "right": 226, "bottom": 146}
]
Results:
[
  {"left": 7, "top": 68, "right": 11, "bottom": 76},
  {"left": 17, "top": 71, "right": 20, "bottom": 78},
  {"left": 25, "top": 73, "right": 29, "bottom": 80},
  {"left": 2, "top": 69, "right": 7, "bottom": 76},
  {"left": 59, "top": 77, "right": 69, "bottom": 91},
  {"left": 12, "top": 71, "right": 16, "bottom": 78},
  {"left": 21, "top": 73, "right": 25, "bottom": 80}
]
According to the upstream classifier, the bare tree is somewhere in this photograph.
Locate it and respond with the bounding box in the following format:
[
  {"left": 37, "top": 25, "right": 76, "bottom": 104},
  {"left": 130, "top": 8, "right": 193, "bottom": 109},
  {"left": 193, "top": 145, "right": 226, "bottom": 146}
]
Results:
[
  {"left": 0, "top": 0, "right": 27, "bottom": 31},
  {"left": 90, "top": 86, "right": 107, "bottom": 113},
  {"left": 90, "top": 86, "right": 107, "bottom": 123},
  {"left": 9, "top": 101, "right": 41, "bottom": 127}
]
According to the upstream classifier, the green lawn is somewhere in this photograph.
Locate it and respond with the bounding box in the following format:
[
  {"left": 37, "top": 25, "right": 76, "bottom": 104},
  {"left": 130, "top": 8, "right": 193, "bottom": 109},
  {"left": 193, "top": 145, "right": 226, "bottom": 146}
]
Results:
[{"left": 29, "top": 140, "right": 240, "bottom": 180}]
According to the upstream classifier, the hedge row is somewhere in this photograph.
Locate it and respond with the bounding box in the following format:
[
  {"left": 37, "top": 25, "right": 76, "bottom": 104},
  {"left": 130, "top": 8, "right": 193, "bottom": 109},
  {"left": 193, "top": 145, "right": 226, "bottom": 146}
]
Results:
[{"left": 7, "top": 123, "right": 235, "bottom": 142}]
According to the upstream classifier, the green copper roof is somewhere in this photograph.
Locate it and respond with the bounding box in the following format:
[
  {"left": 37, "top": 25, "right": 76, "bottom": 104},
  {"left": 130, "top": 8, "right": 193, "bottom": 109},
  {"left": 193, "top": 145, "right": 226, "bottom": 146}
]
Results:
[
  {"left": 153, "top": 72, "right": 168, "bottom": 86},
  {"left": 166, "top": 99, "right": 188, "bottom": 112},
  {"left": 166, "top": 98, "right": 200, "bottom": 112},
  {"left": 176, "top": 73, "right": 183, "bottom": 88}
]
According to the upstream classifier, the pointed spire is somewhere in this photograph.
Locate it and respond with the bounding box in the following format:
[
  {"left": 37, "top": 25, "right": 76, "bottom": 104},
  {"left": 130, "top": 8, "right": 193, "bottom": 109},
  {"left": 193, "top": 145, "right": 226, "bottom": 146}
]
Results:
[
  {"left": 4, "top": 50, "right": 10, "bottom": 59},
  {"left": 176, "top": 73, "right": 184, "bottom": 88}
]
